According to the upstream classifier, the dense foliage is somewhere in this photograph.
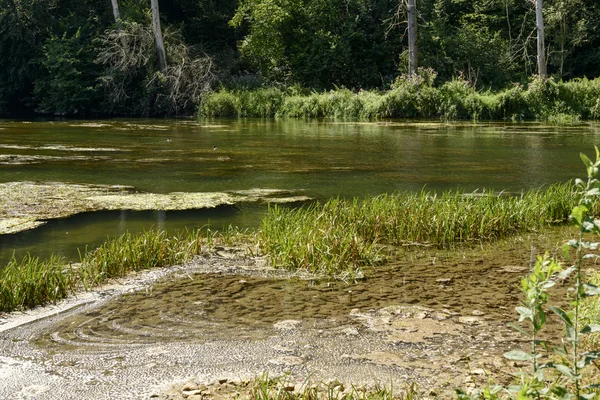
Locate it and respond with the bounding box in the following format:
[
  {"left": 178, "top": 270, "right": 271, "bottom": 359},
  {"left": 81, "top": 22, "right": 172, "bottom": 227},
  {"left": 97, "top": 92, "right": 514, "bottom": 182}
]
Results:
[
  {"left": 200, "top": 74, "right": 600, "bottom": 120},
  {"left": 0, "top": 0, "right": 599, "bottom": 117}
]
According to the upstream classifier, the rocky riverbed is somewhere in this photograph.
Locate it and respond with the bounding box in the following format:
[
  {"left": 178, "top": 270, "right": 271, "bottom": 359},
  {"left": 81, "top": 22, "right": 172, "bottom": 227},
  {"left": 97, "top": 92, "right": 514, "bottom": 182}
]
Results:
[{"left": 0, "top": 239, "right": 543, "bottom": 400}]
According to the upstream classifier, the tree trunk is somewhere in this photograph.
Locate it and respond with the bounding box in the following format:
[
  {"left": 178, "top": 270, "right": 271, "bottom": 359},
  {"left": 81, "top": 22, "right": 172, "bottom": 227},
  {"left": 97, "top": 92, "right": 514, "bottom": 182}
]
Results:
[
  {"left": 407, "top": 0, "right": 418, "bottom": 76},
  {"left": 150, "top": 0, "right": 167, "bottom": 71},
  {"left": 110, "top": 0, "right": 120, "bottom": 24},
  {"left": 535, "top": 0, "right": 546, "bottom": 77}
]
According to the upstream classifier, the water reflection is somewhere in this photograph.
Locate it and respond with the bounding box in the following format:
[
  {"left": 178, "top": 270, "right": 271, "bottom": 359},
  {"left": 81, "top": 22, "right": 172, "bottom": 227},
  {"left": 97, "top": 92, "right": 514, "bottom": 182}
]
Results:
[
  {"left": 0, "top": 206, "right": 265, "bottom": 264},
  {"left": 0, "top": 119, "right": 598, "bottom": 262}
]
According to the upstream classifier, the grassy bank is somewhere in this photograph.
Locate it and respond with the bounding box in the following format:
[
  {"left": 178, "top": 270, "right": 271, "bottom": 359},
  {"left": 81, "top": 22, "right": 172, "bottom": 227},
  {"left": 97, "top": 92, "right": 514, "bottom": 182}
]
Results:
[
  {"left": 0, "top": 229, "right": 207, "bottom": 312},
  {"left": 259, "top": 183, "right": 578, "bottom": 275},
  {"left": 199, "top": 76, "right": 600, "bottom": 121},
  {"left": 0, "top": 182, "right": 587, "bottom": 312}
]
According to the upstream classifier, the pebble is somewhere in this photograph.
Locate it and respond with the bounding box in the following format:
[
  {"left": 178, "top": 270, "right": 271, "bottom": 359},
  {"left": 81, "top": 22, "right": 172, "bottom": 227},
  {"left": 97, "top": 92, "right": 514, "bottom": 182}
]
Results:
[
  {"left": 341, "top": 327, "right": 360, "bottom": 336},
  {"left": 180, "top": 383, "right": 198, "bottom": 391},
  {"left": 273, "top": 320, "right": 302, "bottom": 330},
  {"left": 182, "top": 389, "right": 202, "bottom": 397},
  {"left": 458, "top": 316, "right": 481, "bottom": 325}
]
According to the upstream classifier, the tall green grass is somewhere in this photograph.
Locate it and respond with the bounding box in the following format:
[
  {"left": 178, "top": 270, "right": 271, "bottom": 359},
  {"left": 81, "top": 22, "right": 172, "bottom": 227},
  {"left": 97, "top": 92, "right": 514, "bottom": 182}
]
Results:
[
  {"left": 259, "top": 183, "right": 580, "bottom": 274},
  {"left": 0, "top": 255, "right": 76, "bottom": 312},
  {"left": 77, "top": 228, "right": 204, "bottom": 289},
  {"left": 0, "top": 183, "right": 589, "bottom": 312},
  {"left": 249, "top": 374, "right": 410, "bottom": 400},
  {"left": 0, "top": 228, "right": 208, "bottom": 312},
  {"left": 198, "top": 76, "right": 600, "bottom": 121}
]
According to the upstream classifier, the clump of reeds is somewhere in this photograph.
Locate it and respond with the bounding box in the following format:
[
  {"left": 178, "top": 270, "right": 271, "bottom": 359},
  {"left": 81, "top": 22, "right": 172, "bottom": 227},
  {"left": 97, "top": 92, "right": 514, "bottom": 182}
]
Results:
[
  {"left": 0, "top": 254, "right": 76, "bottom": 312},
  {"left": 249, "top": 374, "right": 410, "bottom": 400},
  {"left": 77, "top": 228, "right": 204, "bottom": 289},
  {"left": 259, "top": 183, "right": 579, "bottom": 274},
  {"left": 0, "top": 228, "right": 213, "bottom": 312},
  {"left": 198, "top": 75, "right": 600, "bottom": 121}
]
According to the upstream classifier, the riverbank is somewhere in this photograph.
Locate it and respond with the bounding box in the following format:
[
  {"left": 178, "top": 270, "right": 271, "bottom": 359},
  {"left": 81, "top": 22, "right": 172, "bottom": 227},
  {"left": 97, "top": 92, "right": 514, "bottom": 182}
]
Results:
[
  {"left": 0, "top": 236, "right": 541, "bottom": 399},
  {"left": 200, "top": 76, "right": 600, "bottom": 121},
  {"left": 0, "top": 182, "right": 581, "bottom": 313}
]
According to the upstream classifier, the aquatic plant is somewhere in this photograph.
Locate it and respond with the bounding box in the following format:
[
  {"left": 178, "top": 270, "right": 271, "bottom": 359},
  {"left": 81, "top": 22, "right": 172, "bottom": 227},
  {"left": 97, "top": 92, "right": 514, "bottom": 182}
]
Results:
[
  {"left": 198, "top": 76, "right": 600, "bottom": 121},
  {"left": 0, "top": 228, "right": 213, "bottom": 312},
  {"left": 457, "top": 149, "right": 600, "bottom": 399},
  {"left": 259, "top": 183, "right": 579, "bottom": 274},
  {"left": 77, "top": 228, "right": 204, "bottom": 288},
  {"left": 0, "top": 255, "right": 76, "bottom": 312},
  {"left": 249, "top": 374, "right": 412, "bottom": 400}
]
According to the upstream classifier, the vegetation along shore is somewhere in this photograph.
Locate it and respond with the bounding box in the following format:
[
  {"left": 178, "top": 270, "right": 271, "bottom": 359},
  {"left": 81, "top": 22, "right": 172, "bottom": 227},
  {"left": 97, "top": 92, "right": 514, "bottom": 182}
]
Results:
[
  {"left": 0, "top": 181, "right": 591, "bottom": 313},
  {"left": 2, "top": 1, "right": 599, "bottom": 119}
]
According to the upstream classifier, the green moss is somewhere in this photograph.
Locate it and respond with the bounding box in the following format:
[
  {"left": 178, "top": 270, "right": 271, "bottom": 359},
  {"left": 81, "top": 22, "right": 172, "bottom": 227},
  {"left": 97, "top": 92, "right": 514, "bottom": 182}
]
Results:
[{"left": 0, "top": 182, "right": 310, "bottom": 234}]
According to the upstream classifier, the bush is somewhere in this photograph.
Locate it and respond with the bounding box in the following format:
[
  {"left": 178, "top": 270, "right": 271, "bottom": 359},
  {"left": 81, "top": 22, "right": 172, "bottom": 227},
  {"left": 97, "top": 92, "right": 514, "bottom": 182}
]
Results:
[
  {"left": 197, "top": 75, "right": 600, "bottom": 121},
  {"left": 33, "top": 29, "right": 102, "bottom": 115}
]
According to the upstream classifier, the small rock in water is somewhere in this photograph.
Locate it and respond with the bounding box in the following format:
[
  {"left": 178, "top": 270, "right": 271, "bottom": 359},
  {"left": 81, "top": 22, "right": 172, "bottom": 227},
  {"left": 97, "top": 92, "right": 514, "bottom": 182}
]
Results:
[
  {"left": 341, "top": 327, "right": 360, "bottom": 336},
  {"left": 273, "top": 320, "right": 302, "bottom": 330},
  {"left": 471, "top": 310, "right": 485, "bottom": 316},
  {"left": 181, "top": 382, "right": 199, "bottom": 391},
  {"left": 182, "top": 389, "right": 203, "bottom": 397},
  {"left": 458, "top": 316, "right": 481, "bottom": 325}
]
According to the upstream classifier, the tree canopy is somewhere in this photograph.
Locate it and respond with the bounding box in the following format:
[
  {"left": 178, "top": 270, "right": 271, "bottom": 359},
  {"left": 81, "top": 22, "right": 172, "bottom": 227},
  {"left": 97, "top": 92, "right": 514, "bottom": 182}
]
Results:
[{"left": 0, "top": 0, "right": 598, "bottom": 116}]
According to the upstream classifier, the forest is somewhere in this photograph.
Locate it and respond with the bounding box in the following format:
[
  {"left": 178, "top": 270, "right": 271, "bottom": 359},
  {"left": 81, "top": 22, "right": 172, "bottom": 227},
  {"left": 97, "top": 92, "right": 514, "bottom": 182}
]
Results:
[{"left": 0, "top": 0, "right": 599, "bottom": 118}]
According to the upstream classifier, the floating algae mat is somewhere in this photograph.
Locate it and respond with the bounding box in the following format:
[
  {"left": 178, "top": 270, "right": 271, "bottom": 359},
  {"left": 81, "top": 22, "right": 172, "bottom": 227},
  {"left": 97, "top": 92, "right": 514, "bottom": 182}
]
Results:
[{"left": 0, "top": 182, "right": 310, "bottom": 234}]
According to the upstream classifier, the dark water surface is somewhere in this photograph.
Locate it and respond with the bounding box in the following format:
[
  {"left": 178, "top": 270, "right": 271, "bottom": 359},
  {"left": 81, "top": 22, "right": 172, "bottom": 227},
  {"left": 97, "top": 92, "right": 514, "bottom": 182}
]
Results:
[{"left": 1, "top": 118, "right": 599, "bottom": 262}]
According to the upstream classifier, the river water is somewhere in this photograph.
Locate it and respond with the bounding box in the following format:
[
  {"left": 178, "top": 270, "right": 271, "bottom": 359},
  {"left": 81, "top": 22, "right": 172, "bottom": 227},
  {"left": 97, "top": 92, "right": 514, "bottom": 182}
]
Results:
[
  {"left": 1, "top": 118, "right": 599, "bottom": 262},
  {"left": 1, "top": 119, "right": 598, "bottom": 399}
]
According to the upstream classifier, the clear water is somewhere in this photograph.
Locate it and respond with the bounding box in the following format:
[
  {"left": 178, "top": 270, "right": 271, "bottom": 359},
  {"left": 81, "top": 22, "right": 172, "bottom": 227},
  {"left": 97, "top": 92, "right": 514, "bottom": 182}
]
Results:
[{"left": 1, "top": 118, "right": 599, "bottom": 262}]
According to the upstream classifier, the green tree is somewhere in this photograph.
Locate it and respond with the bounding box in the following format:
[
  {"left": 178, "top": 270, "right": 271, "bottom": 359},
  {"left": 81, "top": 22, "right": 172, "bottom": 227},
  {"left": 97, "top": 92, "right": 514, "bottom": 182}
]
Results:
[
  {"left": 33, "top": 29, "right": 102, "bottom": 115},
  {"left": 231, "top": 0, "right": 402, "bottom": 89}
]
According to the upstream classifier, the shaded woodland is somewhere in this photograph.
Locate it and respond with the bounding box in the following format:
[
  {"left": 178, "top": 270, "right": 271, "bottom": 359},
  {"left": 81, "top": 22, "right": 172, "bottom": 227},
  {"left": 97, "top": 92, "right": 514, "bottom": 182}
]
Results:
[{"left": 1, "top": 0, "right": 599, "bottom": 117}]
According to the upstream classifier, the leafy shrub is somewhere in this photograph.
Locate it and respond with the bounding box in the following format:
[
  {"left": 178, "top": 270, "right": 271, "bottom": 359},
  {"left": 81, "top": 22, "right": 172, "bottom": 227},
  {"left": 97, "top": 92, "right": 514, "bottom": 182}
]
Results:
[{"left": 33, "top": 29, "right": 102, "bottom": 115}]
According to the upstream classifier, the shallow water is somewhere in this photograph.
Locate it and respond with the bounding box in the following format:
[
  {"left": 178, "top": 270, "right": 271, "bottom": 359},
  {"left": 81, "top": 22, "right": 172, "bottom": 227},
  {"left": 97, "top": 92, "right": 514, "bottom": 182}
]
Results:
[
  {"left": 1, "top": 118, "right": 599, "bottom": 261},
  {"left": 33, "top": 226, "right": 568, "bottom": 351}
]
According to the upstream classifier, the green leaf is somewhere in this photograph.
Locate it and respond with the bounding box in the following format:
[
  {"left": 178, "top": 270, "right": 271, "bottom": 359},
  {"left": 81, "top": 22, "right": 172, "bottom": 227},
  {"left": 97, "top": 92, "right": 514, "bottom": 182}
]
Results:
[
  {"left": 550, "top": 306, "right": 573, "bottom": 327},
  {"left": 583, "top": 383, "right": 600, "bottom": 390},
  {"left": 508, "top": 323, "right": 530, "bottom": 336},
  {"left": 585, "top": 188, "right": 600, "bottom": 196},
  {"left": 580, "top": 324, "right": 600, "bottom": 334},
  {"left": 562, "top": 242, "right": 571, "bottom": 260},
  {"left": 577, "top": 351, "right": 600, "bottom": 369},
  {"left": 504, "top": 350, "right": 533, "bottom": 361},
  {"left": 583, "top": 283, "right": 600, "bottom": 296},
  {"left": 582, "top": 220, "right": 596, "bottom": 232},
  {"left": 554, "top": 364, "right": 578, "bottom": 380},
  {"left": 581, "top": 152, "right": 593, "bottom": 169},
  {"left": 558, "top": 266, "right": 576, "bottom": 280},
  {"left": 516, "top": 306, "right": 533, "bottom": 322},
  {"left": 571, "top": 205, "right": 590, "bottom": 225}
]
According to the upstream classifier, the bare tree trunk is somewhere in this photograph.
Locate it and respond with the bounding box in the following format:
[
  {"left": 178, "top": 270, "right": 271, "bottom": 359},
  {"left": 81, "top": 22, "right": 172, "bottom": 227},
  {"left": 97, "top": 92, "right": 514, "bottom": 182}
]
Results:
[
  {"left": 150, "top": 0, "right": 167, "bottom": 71},
  {"left": 535, "top": 0, "right": 546, "bottom": 77},
  {"left": 110, "top": 0, "right": 120, "bottom": 24},
  {"left": 407, "top": 0, "right": 418, "bottom": 76}
]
